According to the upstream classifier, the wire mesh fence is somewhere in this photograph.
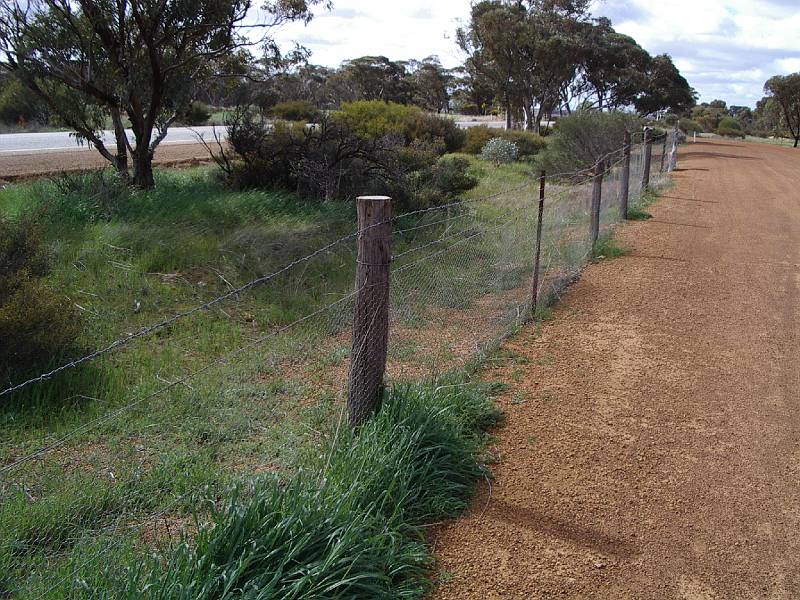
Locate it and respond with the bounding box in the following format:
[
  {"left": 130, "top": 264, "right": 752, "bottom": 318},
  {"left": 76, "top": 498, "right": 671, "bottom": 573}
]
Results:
[{"left": 0, "top": 129, "right": 679, "bottom": 598}]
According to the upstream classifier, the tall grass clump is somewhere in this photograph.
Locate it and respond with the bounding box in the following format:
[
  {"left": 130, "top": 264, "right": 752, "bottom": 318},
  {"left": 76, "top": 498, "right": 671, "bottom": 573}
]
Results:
[{"left": 118, "top": 380, "right": 500, "bottom": 599}]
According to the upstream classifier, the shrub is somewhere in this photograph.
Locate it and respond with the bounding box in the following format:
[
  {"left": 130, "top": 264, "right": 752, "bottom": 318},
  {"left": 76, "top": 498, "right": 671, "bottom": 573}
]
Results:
[
  {"left": 180, "top": 102, "right": 212, "bottom": 126},
  {"left": 219, "top": 106, "right": 476, "bottom": 211},
  {"left": 337, "top": 101, "right": 465, "bottom": 153},
  {"left": 0, "top": 216, "right": 80, "bottom": 381},
  {"left": 480, "top": 137, "right": 519, "bottom": 165},
  {"left": 538, "top": 111, "right": 641, "bottom": 175},
  {"left": 268, "top": 100, "right": 321, "bottom": 122},
  {"left": 717, "top": 117, "right": 744, "bottom": 138},
  {"left": 717, "top": 117, "right": 742, "bottom": 131},
  {"left": 679, "top": 118, "right": 704, "bottom": 134},
  {"left": 337, "top": 100, "right": 421, "bottom": 139},
  {"left": 462, "top": 126, "right": 546, "bottom": 157},
  {"left": 717, "top": 126, "right": 745, "bottom": 139}
]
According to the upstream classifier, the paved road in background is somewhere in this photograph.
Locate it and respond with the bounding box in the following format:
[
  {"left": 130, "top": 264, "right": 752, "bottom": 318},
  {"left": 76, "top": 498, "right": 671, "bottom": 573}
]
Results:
[{"left": 0, "top": 120, "right": 504, "bottom": 155}]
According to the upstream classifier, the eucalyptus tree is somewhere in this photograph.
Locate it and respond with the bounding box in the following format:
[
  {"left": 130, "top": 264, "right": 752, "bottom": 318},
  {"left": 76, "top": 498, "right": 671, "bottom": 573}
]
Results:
[
  {"left": 764, "top": 73, "right": 800, "bottom": 147},
  {"left": 634, "top": 54, "right": 696, "bottom": 117},
  {"left": 0, "top": 0, "right": 327, "bottom": 188}
]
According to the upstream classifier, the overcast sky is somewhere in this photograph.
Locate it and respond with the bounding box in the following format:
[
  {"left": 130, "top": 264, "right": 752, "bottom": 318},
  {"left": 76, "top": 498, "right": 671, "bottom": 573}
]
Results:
[{"left": 269, "top": 0, "right": 800, "bottom": 107}]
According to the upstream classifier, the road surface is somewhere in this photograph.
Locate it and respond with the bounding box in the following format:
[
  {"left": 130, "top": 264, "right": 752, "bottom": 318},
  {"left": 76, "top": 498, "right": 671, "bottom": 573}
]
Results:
[{"left": 432, "top": 140, "right": 800, "bottom": 599}]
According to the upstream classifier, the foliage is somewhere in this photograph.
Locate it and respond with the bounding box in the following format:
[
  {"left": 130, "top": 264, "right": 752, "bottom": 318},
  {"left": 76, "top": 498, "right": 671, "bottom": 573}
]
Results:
[
  {"left": 679, "top": 118, "right": 704, "bottom": 134},
  {"left": 717, "top": 126, "right": 745, "bottom": 139},
  {"left": 764, "top": 73, "right": 800, "bottom": 147},
  {"left": 268, "top": 100, "right": 322, "bottom": 122},
  {"left": 124, "top": 380, "right": 500, "bottom": 599},
  {"left": 538, "top": 110, "right": 641, "bottom": 174},
  {"left": 634, "top": 54, "right": 697, "bottom": 116},
  {"left": 216, "top": 108, "right": 476, "bottom": 210},
  {"left": 462, "top": 126, "right": 547, "bottom": 156},
  {"left": 481, "top": 137, "right": 519, "bottom": 165},
  {"left": 180, "top": 102, "right": 213, "bottom": 126},
  {"left": 0, "top": 216, "right": 80, "bottom": 382},
  {"left": 0, "top": 74, "right": 49, "bottom": 126}
]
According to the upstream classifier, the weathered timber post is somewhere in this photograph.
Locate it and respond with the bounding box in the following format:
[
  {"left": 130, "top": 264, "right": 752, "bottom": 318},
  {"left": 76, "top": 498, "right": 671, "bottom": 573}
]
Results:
[
  {"left": 590, "top": 161, "right": 604, "bottom": 246},
  {"left": 659, "top": 132, "right": 668, "bottom": 173},
  {"left": 621, "top": 130, "right": 632, "bottom": 220},
  {"left": 642, "top": 127, "right": 653, "bottom": 192},
  {"left": 348, "top": 196, "right": 392, "bottom": 427},
  {"left": 531, "top": 170, "right": 546, "bottom": 315},
  {"left": 668, "top": 127, "right": 679, "bottom": 172}
]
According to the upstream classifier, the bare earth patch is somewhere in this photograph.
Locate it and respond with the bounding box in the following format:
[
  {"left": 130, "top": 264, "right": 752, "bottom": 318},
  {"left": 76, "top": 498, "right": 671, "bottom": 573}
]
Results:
[
  {"left": 0, "top": 143, "right": 214, "bottom": 181},
  {"left": 431, "top": 140, "right": 800, "bottom": 599}
]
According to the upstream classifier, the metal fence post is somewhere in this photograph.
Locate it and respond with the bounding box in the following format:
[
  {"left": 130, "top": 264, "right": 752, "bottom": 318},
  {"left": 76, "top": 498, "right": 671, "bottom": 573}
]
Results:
[
  {"left": 590, "top": 161, "right": 603, "bottom": 246},
  {"left": 621, "top": 130, "right": 632, "bottom": 220},
  {"left": 531, "top": 170, "right": 546, "bottom": 315},
  {"left": 348, "top": 195, "right": 392, "bottom": 427},
  {"left": 642, "top": 127, "right": 653, "bottom": 192}
]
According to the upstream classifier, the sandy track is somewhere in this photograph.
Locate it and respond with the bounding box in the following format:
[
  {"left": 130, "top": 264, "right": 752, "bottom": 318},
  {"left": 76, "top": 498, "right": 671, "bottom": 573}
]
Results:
[
  {"left": 432, "top": 140, "right": 800, "bottom": 599},
  {"left": 0, "top": 143, "right": 214, "bottom": 181}
]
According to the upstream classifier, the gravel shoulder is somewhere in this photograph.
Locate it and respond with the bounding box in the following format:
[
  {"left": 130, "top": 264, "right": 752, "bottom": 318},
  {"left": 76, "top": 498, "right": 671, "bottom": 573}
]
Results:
[{"left": 432, "top": 140, "right": 800, "bottom": 599}]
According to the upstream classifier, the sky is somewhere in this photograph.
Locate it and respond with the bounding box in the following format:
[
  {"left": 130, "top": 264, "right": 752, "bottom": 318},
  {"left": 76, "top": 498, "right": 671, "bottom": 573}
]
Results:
[{"left": 268, "top": 0, "right": 800, "bottom": 108}]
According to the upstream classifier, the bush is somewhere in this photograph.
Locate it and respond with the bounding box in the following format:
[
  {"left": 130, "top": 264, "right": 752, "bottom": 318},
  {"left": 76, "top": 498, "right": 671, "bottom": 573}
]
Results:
[
  {"left": 180, "top": 102, "right": 212, "bottom": 126},
  {"left": 0, "top": 216, "right": 80, "bottom": 381},
  {"left": 462, "top": 126, "right": 546, "bottom": 157},
  {"left": 717, "top": 126, "right": 745, "bottom": 139},
  {"left": 337, "top": 101, "right": 465, "bottom": 153},
  {"left": 717, "top": 117, "right": 744, "bottom": 138},
  {"left": 538, "top": 111, "right": 641, "bottom": 175},
  {"left": 679, "top": 118, "right": 704, "bottom": 134},
  {"left": 480, "top": 137, "right": 519, "bottom": 165},
  {"left": 268, "top": 100, "right": 321, "bottom": 122},
  {"left": 337, "top": 100, "right": 421, "bottom": 139},
  {"left": 219, "top": 106, "right": 477, "bottom": 211}
]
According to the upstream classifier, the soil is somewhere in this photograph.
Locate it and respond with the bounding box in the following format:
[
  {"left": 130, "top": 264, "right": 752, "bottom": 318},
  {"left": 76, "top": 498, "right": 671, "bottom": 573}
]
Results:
[
  {"left": 0, "top": 143, "right": 215, "bottom": 181},
  {"left": 431, "top": 139, "right": 800, "bottom": 599}
]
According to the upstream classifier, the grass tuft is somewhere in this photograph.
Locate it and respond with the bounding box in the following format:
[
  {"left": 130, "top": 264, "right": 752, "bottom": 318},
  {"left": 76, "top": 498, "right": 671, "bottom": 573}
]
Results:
[
  {"left": 592, "top": 232, "right": 630, "bottom": 261},
  {"left": 626, "top": 207, "right": 652, "bottom": 221},
  {"left": 100, "top": 379, "right": 502, "bottom": 599}
]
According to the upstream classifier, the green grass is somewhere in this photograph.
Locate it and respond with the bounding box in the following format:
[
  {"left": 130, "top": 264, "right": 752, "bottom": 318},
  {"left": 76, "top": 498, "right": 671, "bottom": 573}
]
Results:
[
  {"left": 626, "top": 206, "right": 652, "bottom": 220},
  {"left": 15, "top": 379, "right": 500, "bottom": 599},
  {"left": 592, "top": 232, "right": 630, "bottom": 260}
]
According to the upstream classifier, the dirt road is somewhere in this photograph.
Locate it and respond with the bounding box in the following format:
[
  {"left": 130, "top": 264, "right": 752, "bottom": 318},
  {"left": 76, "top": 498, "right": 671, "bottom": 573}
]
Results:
[
  {"left": 432, "top": 140, "right": 800, "bottom": 599},
  {"left": 0, "top": 143, "right": 213, "bottom": 181}
]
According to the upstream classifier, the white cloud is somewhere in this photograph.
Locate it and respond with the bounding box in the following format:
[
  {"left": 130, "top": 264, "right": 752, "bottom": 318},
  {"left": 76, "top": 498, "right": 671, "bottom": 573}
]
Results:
[{"left": 267, "top": 0, "right": 800, "bottom": 107}]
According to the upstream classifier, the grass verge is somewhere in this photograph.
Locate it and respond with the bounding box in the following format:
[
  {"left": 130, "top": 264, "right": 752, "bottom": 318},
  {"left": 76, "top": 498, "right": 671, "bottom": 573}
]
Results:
[{"left": 63, "top": 378, "right": 501, "bottom": 599}]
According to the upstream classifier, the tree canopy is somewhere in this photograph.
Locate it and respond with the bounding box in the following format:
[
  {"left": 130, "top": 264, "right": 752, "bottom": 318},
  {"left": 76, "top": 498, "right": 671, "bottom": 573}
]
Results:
[{"left": 764, "top": 73, "right": 800, "bottom": 147}]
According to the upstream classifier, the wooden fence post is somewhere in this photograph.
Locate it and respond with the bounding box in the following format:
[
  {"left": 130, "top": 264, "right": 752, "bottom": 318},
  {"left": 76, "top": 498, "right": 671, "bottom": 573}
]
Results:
[
  {"left": 642, "top": 127, "right": 653, "bottom": 192},
  {"left": 590, "top": 161, "right": 603, "bottom": 246},
  {"left": 669, "top": 127, "right": 679, "bottom": 171},
  {"left": 621, "top": 130, "right": 632, "bottom": 220},
  {"left": 348, "top": 196, "right": 392, "bottom": 427},
  {"left": 531, "top": 170, "right": 546, "bottom": 315},
  {"left": 659, "top": 132, "right": 668, "bottom": 173}
]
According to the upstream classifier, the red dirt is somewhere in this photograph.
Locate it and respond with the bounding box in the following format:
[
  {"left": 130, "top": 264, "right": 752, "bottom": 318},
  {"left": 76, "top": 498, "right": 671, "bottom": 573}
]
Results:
[
  {"left": 0, "top": 143, "right": 214, "bottom": 181},
  {"left": 431, "top": 140, "right": 800, "bottom": 599}
]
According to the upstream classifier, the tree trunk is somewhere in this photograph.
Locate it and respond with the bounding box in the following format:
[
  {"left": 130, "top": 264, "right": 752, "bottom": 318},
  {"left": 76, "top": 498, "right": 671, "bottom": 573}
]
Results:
[
  {"left": 132, "top": 150, "right": 155, "bottom": 188},
  {"left": 505, "top": 98, "right": 512, "bottom": 129},
  {"left": 795, "top": 137, "right": 799, "bottom": 148}
]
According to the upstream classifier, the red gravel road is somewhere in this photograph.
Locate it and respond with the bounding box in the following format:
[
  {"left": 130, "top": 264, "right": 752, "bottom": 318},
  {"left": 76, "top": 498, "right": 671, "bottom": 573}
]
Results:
[
  {"left": 431, "top": 140, "right": 800, "bottom": 599},
  {"left": 0, "top": 143, "right": 213, "bottom": 181}
]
